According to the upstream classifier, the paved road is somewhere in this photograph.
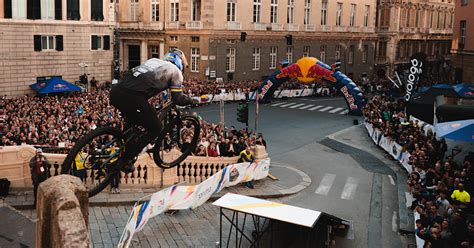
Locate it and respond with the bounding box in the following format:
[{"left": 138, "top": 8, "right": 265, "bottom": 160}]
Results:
[{"left": 195, "top": 96, "right": 403, "bottom": 248}]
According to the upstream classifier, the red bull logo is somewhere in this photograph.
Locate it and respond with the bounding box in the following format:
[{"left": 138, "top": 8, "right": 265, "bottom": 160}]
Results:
[
  {"left": 53, "top": 83, "right": 68, "bottom": 90},
  {"left": 275, "top": 63, "right": 304, "bottom": 79},
  {"left": 306, "top": 63, "right": 337, "bottom": 83}
]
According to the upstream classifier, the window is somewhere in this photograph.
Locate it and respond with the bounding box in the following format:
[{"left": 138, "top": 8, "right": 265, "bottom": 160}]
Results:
[
  {"left": 150, "top": 45, "right": 159, "bottom": 58},
  {"left": 130, "top": 0, "right": 139, "bottom": 21},
  {"left": 191, "top": 0, "right": 200, "bottom": 21},
  {"left": 336, "top": 3, "right": 343, "bottom": 26},
  {"left": 348, "top": 45, "right": 354, "bottom": 64},
  {"left": 349, "top": 4, "right": 356, "bottom": 27},
  {"left": 270, "top": 47, "right": 278, "bottom": 69},
  {"left": 91, "top": 35, "right": 110, "bottom": 51},
  {"left": 304, "top": 0, "right": 311, "bottom": 25},
  {"left": 362, "top": 45, "right": 368, "bottom": 63},
  {"left": 191, "top": 36, "right": 200, "bottom": 42},
  {"left": 321, "top": 0, "right": 328, "bottom": 26},
  {"left": 91, "top": 0, "right": 104, "bottom": 21},
  {"left": 335, "top": 45, "right": 341, "bottom": 60},
  {"left": 151, "top": 0, "right": 159, "bottom": 21},
  {"left": 270, "top": 0, "right": 278, "bottom": 23},
  {"left": 227, "top": 0, "right": 236, "bottom": 22},
  {"left": 10, "top": 0, "right": 27, "bottom": 19},
  {"left": 33, "top": 35, "right": 63, "bottom": 51},
  {"left": 406, "top": 8, "right": 411, "bottom": 28},
  {"left": 253, "top": 0, "right": 261, "bottom": 23},
  {"left": 226, "top": 48, "right": 236, "bottom": 72},
  {"left": 320, "top": 45, "right": 326, "bottom": 62},
  {"left": 170, "top": 0, "right": 179, "bottom": 22},
  {"left": 378, "top": 41, "right": 387, "bottom": 57},
  {"left": 169, "top": 35, "right": 178, "bottom": 41},
  {"left": 191, "top": 48, "right": 200, "bottom": 72},
  {"left": 27, "top": 0, "right": 41, "bottom": 19},
  {"left": 252, "top": 48, "right": 261, "bottom": 70},
  {"left": 460, "top": 20, "right": 467, "bottom": 48},
  {"left": 286, "top": 46, "right": 293, "bottom": 63},
  {"left": 41, "top": 0, "right": 54, "bottom": 19},
  {"left": 364, "top": 5, "right": 369, "bottom": 27},
  {"left": 287, "top": 0, "right": 294, "bottom": 24},
  {"left": 67, "top": 0, "right": 80, "bottom": 20},
  {"left": 303, "top": 46, "right": 310, "bottom": 57}
]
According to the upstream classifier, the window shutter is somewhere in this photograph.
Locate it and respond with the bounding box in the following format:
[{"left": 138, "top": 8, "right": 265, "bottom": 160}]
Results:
[
  {"left": 103, "top": 35, "right": 110, "bottom": 50},
  {"left": 27, "top": 0, "right": 41, "bottom": 19},
  {"left": 55, "top": 0, "right": 62, "bottom": 20},
  {"left": 34, "top": 35, "right": 42, "bottom": 51},
  {"left": 91, "top": 35, "right": 98, "bottom": 50},
  {"left": 56, "top": 35, "right": 63, "bottom": 51},
  {"left": 4, "top": 0, "right": 12, "bottom": 18}
]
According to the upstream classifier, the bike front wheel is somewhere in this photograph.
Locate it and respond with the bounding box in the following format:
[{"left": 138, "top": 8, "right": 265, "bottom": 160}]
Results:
[
  {"left": 61, "top": 127, "right": 124, "bottom": 197},
  {"left": 153, "top": 115, "right": 201, "bottom": 169}
]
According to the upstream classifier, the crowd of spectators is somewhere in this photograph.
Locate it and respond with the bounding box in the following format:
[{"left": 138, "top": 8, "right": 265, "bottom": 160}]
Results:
[
  {"left": 364, "top": 95, "right": 474, "bottom": 248},
  {"left": 0, "top": 81, "right": 268, "bottom": 158}
]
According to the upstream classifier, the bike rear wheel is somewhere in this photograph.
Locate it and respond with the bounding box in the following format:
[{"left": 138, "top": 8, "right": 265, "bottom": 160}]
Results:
[
  {"left": 153, "top": 115, "right": 200, "bottom": 169},
  {"left": 61, "top": 127, "right": 124, "bottom": 197}
]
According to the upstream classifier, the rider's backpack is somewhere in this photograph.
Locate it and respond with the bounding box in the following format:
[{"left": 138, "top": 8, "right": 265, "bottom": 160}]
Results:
[{"left": 0, "top": 178, "right": 11, "bottom": 197}]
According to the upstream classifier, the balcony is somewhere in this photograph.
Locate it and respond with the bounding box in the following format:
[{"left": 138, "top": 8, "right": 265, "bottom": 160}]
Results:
[
  {"left": 347, "top": 26, "right": 360, "bottom": 32},
  {"left": 149, "top": 22, "right": 164, "bottom": 30},
  {"left": 334, "top": 26, "right": 347, "bottom": 32},
  {"left": 287, "top": 23, "right": 300, "bottom": 31},
  {"left": 376, "top": 57, "right": 388, "bottom": 64},
  {"left": 304, "top": 24, "right": 316, "bottom": 32},
  {"left": 419, "top": 28, "right": 429, "bottom": 33},
  {"left": 253, "top": 23, "right": 267, "bottom": 31},
  {"left": 378, "top": 26, "right": 390, "bottom": 32},
  {"left": 399, "top": 27, "right": 410, "bottom": 33},
  {"left": 186, "top": 21, "right": 202, "bottom": 29},
  {"left": 166, "top": 21, "right": 179, "bottom": 29},
  {"left": 226, "top": 22, "right": 241, "bottom": 30},
  {"left": 363, "top": 26, "right": 375, "bottom": 33},
  {"left": 320, "top": 25, "right": 332, "bottom": 32},
  {"left": 271, "top": 23, "right": 284, "bottom": 31}
]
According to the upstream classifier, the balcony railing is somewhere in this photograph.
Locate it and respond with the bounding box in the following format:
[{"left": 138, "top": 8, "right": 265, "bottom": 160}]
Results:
[
  {"left": 149, "top": 22, "right": 163, "bottom": 30},
  {"left": 271, "top": 23, "right": 283, "bottom": 31},
  {"left": 334, "top": 26, "right": 347, "bottom": 32},
  {"left": 166, "top": 21, "right": 179, "bottom": 29},
  {"left": 376, "top": 57, "right": 388, "bottom": 64},
  {"left": 253, "top": 23, "right": 267, "bottom": 31},
  {"left": 419, "top": 27, "right": 429, "bottom": 33},
  {"left": 320, "top": 25, "right": 332, "bottom": 32},
  {"left": 347, "top": 26, "right": 359, "bottom": 32},
  {"left": 378, "top": 26, "right": 390, "bottom": 32},
  {"left": 186, "top": 21, "right": 202, "bottom": 29},
  {"left": 363, "top": 26, "right": 375, "bottom": 33},
  {"left": 287, "top": 23, "right": 300, "bottom": 31},
  {"left": 304, "top": 24, "right": 316, "bottom": 32},
  {"left": 226, "top": 22, "right": 241, "bottom": 30}
]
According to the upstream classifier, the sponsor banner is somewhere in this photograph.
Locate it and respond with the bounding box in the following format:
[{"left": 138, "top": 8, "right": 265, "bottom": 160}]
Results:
[
  {"left": 371, "top": 129, "right": 381, "bottom": 144},
  {"left": 389, "top": 142, "right": 403, "bottom": 161},
  {"left": 365, "top": 122, "right": 374, "bottom": 137},
  {"left": 400, "top": 152, "right": 412, "bottom": 173},
  {"left": 379, "top": 136, "right": 392, "bottom": 153},
  {"left": 118, "top": 158, "right": 271, "bottom": 248}
]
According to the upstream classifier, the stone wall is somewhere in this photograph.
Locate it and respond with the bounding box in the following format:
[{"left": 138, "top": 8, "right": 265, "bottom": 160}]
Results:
[{"left": 35, "top": 175, "right": 89, "bottom": 248}]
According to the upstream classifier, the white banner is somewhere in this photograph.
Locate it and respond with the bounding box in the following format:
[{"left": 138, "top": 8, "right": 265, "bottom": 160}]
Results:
[
  {"left": 365, "top": 122, "right": 374, "bottom": 137},
  {"left": 118, "top": 158, "right": 271, "bottom": 248},
  {"left": 379, "top": 136, "right": 392, "bottom": 153},
  {"left": 400, "top": 152, "right": 412, "bottom": 174},
  {"left": 371, "top": 129, "right": 381, "bottom": 144},
  {"left": 389, "top": 142, "right": 403, "bottom": 161}
]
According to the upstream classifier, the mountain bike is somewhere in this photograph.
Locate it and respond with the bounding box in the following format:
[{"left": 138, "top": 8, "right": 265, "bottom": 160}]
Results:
[{"left": 61, "top": 100, "right": 201, "bottom": 197}]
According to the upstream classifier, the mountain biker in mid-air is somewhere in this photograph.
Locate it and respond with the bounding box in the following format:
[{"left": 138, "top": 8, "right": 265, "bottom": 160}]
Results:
[{"left": 110, "top": 48, "right": 197, "bottom": 173}]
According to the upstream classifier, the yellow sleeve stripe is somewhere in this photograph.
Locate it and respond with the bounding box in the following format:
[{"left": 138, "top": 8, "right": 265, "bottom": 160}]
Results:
[{"left": 171, "top": 88, "right": 183, "bottom": 92}]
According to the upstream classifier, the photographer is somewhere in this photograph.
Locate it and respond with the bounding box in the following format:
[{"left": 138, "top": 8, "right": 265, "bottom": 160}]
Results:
[{"left": 29, "top": 148, "right": 51, "bottom": 206}]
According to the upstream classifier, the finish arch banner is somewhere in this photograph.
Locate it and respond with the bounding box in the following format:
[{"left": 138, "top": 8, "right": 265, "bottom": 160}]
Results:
[{"left": 257, "top": 57, "right": 365, "bottom": 115}]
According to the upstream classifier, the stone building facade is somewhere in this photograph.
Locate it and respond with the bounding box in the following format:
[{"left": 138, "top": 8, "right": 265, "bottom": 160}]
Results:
[
  {"left": 117, "top": 0, "right": 378, "bottom": 82},
  {"left": 375, "top": 0, "right": 454, "bottom": 81},
  {"left": 451, "top": 0, "right": 474, "bottom": 83},
  {"left": 0, "top": 0, "right": 115, "bottom": 96}
]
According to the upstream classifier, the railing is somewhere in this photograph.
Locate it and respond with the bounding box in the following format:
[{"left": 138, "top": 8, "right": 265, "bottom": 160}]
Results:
[
  {"left": 320, "top": 25, "right": 332, "bottom": 32},
  {"left": 186, "top": 21, "right": 203, "bottom": 29},
  {"left": 253, "top": 23, "right": 267, "bottom": 31},
  {"left": 0, "top": 145, "right": 268, "bottom": 188},
  {"left": 376, "top": 57, "right": 388, "bottom": 64},
  {"left": 378, "top": 26, "right": 390, "bottom": 32},
  {"left": 362, "top": 26, "right": 375, "bottom": 33},
  {"left": 304, "top": 24, "right": 316, "bottom": 32},
  {"left": 226, "top": 22, "right": 242, "bottom": 30},
  {"left": 334, "top": 26, "right": 347, "bottom": 32},
  {"left": 419, "top": 27, "right": 429, "bottom": 33},
  {"left": 166, "top": 21, "right": 179, "bottom": 29},
  {"left": 271, "top": 23, "right": 284, "bottom": 31},
  {"left": 149, "top": 22, "right": 164, "bottom": 30},
  {"left": 347, "top": 26, "right": 359, "bottom": 32},
  {"left": 287, "top": 23, "right": 299, "bottom": 31}
]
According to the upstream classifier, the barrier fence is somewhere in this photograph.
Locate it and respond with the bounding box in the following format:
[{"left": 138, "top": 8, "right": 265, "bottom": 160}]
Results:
[{"left": 364, "top": 121, "right": 423, "bottom": 248}]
